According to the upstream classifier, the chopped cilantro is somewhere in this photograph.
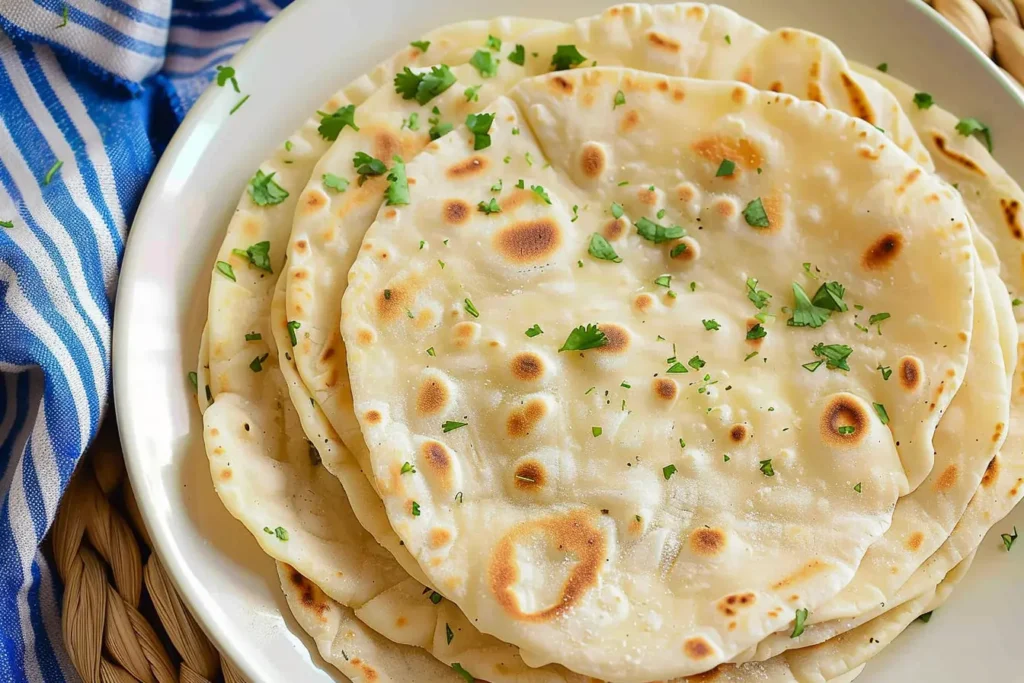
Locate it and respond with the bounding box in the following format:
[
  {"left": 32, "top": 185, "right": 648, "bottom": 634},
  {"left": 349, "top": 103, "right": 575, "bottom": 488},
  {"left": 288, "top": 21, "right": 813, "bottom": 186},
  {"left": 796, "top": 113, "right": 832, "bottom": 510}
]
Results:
[
  {"left": 0, "top": 220, "right": 12, "bottom": 229},
  {"left": 744, "top": 351, "right": 759, "bottom": 361},
  {"left": 353, "top": 152, "right": 387, "bottom": 184},
  {"left": 410, "top": 40, "right": 430, "bottom": 52},
  {"left": 703, "top": 319, "right": 720, "bottom": 331},
  {"left": 1002, "top": 526, "right": 1018, "bottom": 551},
  {"left": 249, "top": 353, "right": 269, "bottom": 372},
  {"left": 400, "top": 462, "right": 416, "bottom": 475},
  {"left": 248, "top": 169, "right": 289, "bottom": 206},
  {"left": 426, "top": 347, "right": 436, "bottom": 356},
  {"left": 854, "top": 482, "right": 862, "bottom": 493},
  {"left": 838, "top": 425, "right": 855, "bottom": 435},
  {"left": 188, "top": 371, "right": 198, "bottom": 390},
  {"left": 394, "top": 65, "right": 457, "bottom": 105},
  {"left": 663, "top": 464, "right": 678, "bottom": 480},
  {"left": 245, "top": 332, "right": 262, "bottom": 342},
  {"left": 802, "top": 360, "right": 823, "bottom": 372},
  {"left": 525, "top": 324, "right": 543, "bottom": 338},
  {"left": 559, "top": 324, "right": 608, "bottom": 352},
  {"left": 412, "top": 501, "right": 421, "bottom": 516},
  {"left": 667, "top": 362, "right": 688, "bottom": 374},
  {"left": 464, "top": 85, "right": 481, "bottom": 102},
  {"left": 230, "top": 241, "right": 272, "bottom": 273},
  {"left": 654, "top": 275, "right": 672, "bottom": 288},
  {"left": 446, "top": 623, "right": 454, "bottom": 645},
  {"left": 611, "top": 202, "right": 624, "bottom": 219},
  {"left": 508, "top": 44, "right": 526, "bottom": 66},
  {"left": 743, "top": 198, "right": 770, "bottom": 228},
  {"left": 877, "top": 62, "right": 889, "bottom": 72},
  {"left": 791, "top": 608, "right": 808, "bottom": 638},
  {"left": 918, "top": 611, "right": 933, "bottom": 623},
  {"left": 316, "top": 104, "right": 359, "bottom": 140},
  {"left": 956, "top": 117, "right": 993, "bottom": 151},
  {"left": 1013, "top": 298, "right": 1023, "bottom": 307},
  {"left": 530, "top": 185, "right": 552, "bottom": 204},
  {"left": 873, "top": 402, "right": 889, "bottom": 425},
  {"left": 478, "top": 198, "right": 501, "bottom": 215},
  {"left": 486, "top": 34, "right": 502, "bottom": 51},
  {"left": 635, "top": 217, "right": 685, "bottom": 243},
  {"left": 215, "top": 65, "right": 239, "bottom": 92},
  {"left": 811, "top": 281, "right": 847, "bottom": 312},
  {"left": 442, "top": 421, "right": 467, "bottom": 433},
  {"left": 385, "top": 156, "right": 410, "bottom": 206},
  {"left": 759, "top": 459, "right": 775, "bottom": 477},
  {"left": 262, "top": 526, "right": 288, "bottom": 541},
  {"left": 913, "top": 92, "right": 934, "bottom": 109},
  {"left": 451, "top": 664, "right": 474, "bottom": 683},
  {"left": 322, "top": 173, "right": 349, "bottom": 192},
  {"left": 228, "top": 94, "right": 250, "bottom": 115},
  {"left": 716, "top": 159, "right": 736, "bottom": 177},
  {"left": 463, "top": 298, "right": 480, "bottom": 318},
  {"left": 688, "top": 355, "right": 706, "bottom": 370},
  {"left": 613, "top": 90, "right": 626, "bottom": 108},
  {"left": 670, "top": 242, "right": 688, "bottom": 258},
  {"left": 877, "top": 364, "right": 892, "bottom": 380},
  {"left": 470, "top": 49, "right": 499, "bottom": 78},
  {"left": 592, "top": 426, "right": 603, "bottom": 437},
  {"left": 868, "top": 312, "right": 891, "bottom": 331},
  {"left": 746, "top": 324, "right": 766, "bottom": 340},
  {"left": 588, "top": 233, "right": 622, "bottom": 263},
  {"left": 812, "top": 343, "right": 853, "bottom": 371},
  {"left": 287, "top": 320, "right": 301, "bottom": 347},
  {"left": 746, "top": 277, "right": 772, "bottom": 310},
  {"left": 215, "top": 261, "right": 236, "bottom": 281},
  {"left": 789, "top": 282, "right": 831, "bottom": 328},
  {"left": 428, "top": 590, "right": 442, "bottom": 603},
  {"left": 551, "top": 45, "right": 587, "bottom": 71},
  {"left": 466, "top": 112, "right": 494, "bottom": 150}
]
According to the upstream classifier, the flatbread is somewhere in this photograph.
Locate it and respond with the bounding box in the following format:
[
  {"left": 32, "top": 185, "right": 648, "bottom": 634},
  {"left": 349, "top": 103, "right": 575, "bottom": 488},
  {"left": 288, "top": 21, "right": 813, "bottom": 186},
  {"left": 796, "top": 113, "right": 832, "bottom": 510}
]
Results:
[{"left": 339, "top": 69, "right": 977, "bottom": 681}]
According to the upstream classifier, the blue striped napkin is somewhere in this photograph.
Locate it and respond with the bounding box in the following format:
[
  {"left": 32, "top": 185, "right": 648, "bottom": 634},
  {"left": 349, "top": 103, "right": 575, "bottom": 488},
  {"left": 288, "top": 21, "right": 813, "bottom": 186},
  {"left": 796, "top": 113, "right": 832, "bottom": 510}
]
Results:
[{"left": 0, "top": 2, "right": 288, "bottom": 680}]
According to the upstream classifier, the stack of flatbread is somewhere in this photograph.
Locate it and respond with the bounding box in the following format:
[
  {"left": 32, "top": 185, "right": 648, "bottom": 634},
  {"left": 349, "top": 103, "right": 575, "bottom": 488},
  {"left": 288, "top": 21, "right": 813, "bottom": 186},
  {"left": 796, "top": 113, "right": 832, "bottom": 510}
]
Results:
[{"left": 192, "top": 4, "right": 1024, "bottom": 681}]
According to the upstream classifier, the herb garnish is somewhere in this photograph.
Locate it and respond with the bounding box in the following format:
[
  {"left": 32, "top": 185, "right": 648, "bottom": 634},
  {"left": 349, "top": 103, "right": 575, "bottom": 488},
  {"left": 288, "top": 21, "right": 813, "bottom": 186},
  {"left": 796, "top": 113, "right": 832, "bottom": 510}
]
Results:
[
  {"left": 592, "top": 426, "right": 603, "bottom": 437},
  {"left": 249, "top": 170, "right": 289, "bottom": 206},
  {"left": 188, "top": 371, "right": 198, "bottom": 390},
  {"left": 868, "top": 312, "right": 890, "bottom": 332},
  {"left": 873, "top": 402, "right": 889, "bottom": 425},
  {"left": 478, "top": 198, "right": 501, "bottom": 215},
  {"left": 316, "top": 104, "right": 359, "bottom": 140},
  {"left": 791, "top": 608, "right": 808, "bottom": 638},
  {"left": 614, "top": 90, "right": 626, "bottom": 109},
  {"left": 385, "top": 156, "right": 410, "bottom": 205},
  {"left": 525, "top": 324, "right": 543, "bottom": 338},
  {"left": 854, "top": 482, "right": 863, "bottom": 493},
  {"left": 812, "top": 343, "right": 853, "bottom": 371},
  {"left": 0, "top": 220, "right": 12, "bottom": 229},
  {"left": 508, "top": 44, "right": 526, "bottom": 66},
  {"left": 216, "top": 261, "right": 236, "bottom": 281},
  {"left": 353, "top": 152, "right": 387, "bottom": 185},
  {"left": 956, "top": 117, "right": 992, "bottom": 151},
  {"left": 394, "top": 65, "right": 457, "bottom": 105},
  {"left": 588, "top": 233, "right": 622, "bottom": 262},
  {"left": 559, "top": 324, "right": 608, "bottom": 352},
  {"left": 838, "top": 425, "right": 855, "bottom": 435},
  {"left": 531, "top": 185, "right": 552, "bottom": 204},
  {"left": 470, "top": 50, "right": 499, "bottom": 78},
  {"left": 802, "top": 360, "right": 823, "bottom": 372},
  {"left": 464, "top": 298, "right": 480, "bottom": 318},
  {"left": 486, "top": 35, "right": 502, "bottom": 51},
  {"left": 230, "top": 241, "right": 272, "bottom": 273},
  {"left": 746, "top": 278, "right": 772, "bottom": 309},
  {"left": 913, "top": 92, "right": 934, "bottom": 109},
  {"left": 635, "top": 217, "right": 685, "bottom": 243},
  {"left": 716, "top": 159, "right": 736, "bottom": 177},
  {"left": 400, "top": 462, "right": 416, "bottom": 475},
  {"left": 663, "top": 464, "right": 677, "bottom": 480},
  {"left": 451, "top": 664, "right": 474, "bottom": 683},
  {"left": 411, "top": 40, "right": 430, "bottom": 52},
  {"left": 466, "top": 113, "right": 495, "bottom": 150},
  {"left": 811, "top": 281, "right": 847, "bottom": 312},
  {"left": 746, "top": 324, "right": 767, "bottom": 340},
  {"left": 1002, "top": 526, "right": 1018, "bottom": 551},
  {"left": 287, "top": 320, "right": 301, "bottom": 347},
  {"left": 245, "top": 332, "right": 262, "bottom": 342},
  {"left": 412, "top": 501, "right": 421, "bottom": 516},
  {"left": 551, "top": 45, "right": 587, "bottom": 71},
  {"left": 442, "top": 421, "right": 467, "bottom": 433},
  {"left": 323, "top": 174, "right": 349, "bottom": 192},
  {"left": 878, "top": 364, "right": 892, "bottom": 380},
  {"left": 216, "top": 65, "right": 240, "bottom": 92},
  {"left": 611, "top": 202, "right": 624, "bottom": 219},
  {"left": 464, "top": 85, "right": 481, "bottom": 102},
  {"left": 743, "top": 198, "right": 769, "bottom": 228},
  {"left": 877, "top": 62, "right": 889, "bottom": 72},
  {"left": 789, "top": 282, "right": 832, "bottom": 328},
  {"left": 760, "top": 459, "right": 775, "bottom": 477},
  {"left": 249, "top": 353, "right": 269, "bottom": 372},
  {"left": 263, "top": 526, "right": 288, "bottom": 541}
]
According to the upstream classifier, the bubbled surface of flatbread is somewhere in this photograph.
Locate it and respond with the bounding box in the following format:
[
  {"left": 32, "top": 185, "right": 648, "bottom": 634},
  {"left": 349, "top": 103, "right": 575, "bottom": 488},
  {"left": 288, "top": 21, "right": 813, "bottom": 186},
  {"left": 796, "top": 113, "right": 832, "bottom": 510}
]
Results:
[{"left": 339, "top": 70, "right": 976, "bottom": 681}]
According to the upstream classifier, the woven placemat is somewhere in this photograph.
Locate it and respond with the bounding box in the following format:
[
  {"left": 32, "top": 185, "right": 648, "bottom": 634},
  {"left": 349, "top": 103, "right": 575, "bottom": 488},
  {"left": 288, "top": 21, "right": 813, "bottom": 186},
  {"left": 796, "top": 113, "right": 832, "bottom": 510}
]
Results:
[{"left": 46, "top": 3, "right": 1023, "bottom": 682}]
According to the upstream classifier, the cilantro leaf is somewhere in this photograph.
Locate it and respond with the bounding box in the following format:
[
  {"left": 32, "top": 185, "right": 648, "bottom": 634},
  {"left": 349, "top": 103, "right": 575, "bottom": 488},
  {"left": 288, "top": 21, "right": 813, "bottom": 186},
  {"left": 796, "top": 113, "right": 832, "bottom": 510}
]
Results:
[
  {"left": 530, "top": 185, "right": 552, "bottom": 204},
  {"left": 559, "top": 324, "right": 608, "bottom": 352},
  {"left": 464, "top": 298, "right": 479, "bottom": 318},
  {"left": 394, "top": 65, "right": 457, "bottom": 105},
  {"left": 613, "top": 90, "right": 626, "bottom": 109},
  {"left": 470, "top": 50, "right": 499, "bottom": 78},
  {"left": 508, "top": 44, "right": 526, "bottom": 66},
  {"left": 486, "top": 35, "right": 502, "bottom": 51},
  {"left": 760, "top": 459, "right": 775, "bottom": 477},
  {"left": 1002, "top": 526, "right": 1018, "bottom": 551},
  {"left": 743, "top": 198, "right": 770, "bottom": 228},
  {"left": 746, "top": 323, "right": 766, "bottom": 340},
  {"left": 551, "top": 45, "right": 587, "bottom": 71},
  {"left": 788, "top": 282, "right": 831, "bottom": 328},
  {"left": 812, "top": 343, "right": 853, "bottom": 371},
  {"left": 525, "top": 324, "right": 543, "bottom": 338},
  {"left": 385, "top": 156, "right": 410, "bottom": 206},
  {"left": 464, "top": 84, "right": 481, "bottom": 102},
  {"left": 810, "top": 281, "right": 847, "bottom": 312},
  {"left": 663, "top": 464, "right": 677, "bottom": 480},
  {"left": 353, "top": 152, "right": 387, "bottom": 184},
  {"left": 635, "top": 217, "right": 685, "bottom": 243},
  {"left": 716, "top": 159, "right": 736, "bottom": 177},
  {"left": 442, "top": 421, "right": 468, "bottom": 433},
  {"left": 955, "top": 117, "right": 992, "bottom": 152},
  {"left": 287, "top": 320, "right": 301, "bottom": 347},
  {"left": 688, "top": 355, "right": 706, "bottom": 371},
  {"left": 478, "top": 198, "right": 501, "bottom": 215},
  {"left": 231, "top": 241, "right": 272, "bottom": 273},
  {"left": 610, "top": 202, "right": 624, "bottom": 219},
  {"left": 588, "top": 233, "right": 622, "bottom": 262},
  {"left": 913, "top": 92, "right": 934, "bottom": 109},
  {"left": 746, "top": 277, "right": 772, "bottom": 310},
  {"left": 465, "top": 113, "right": 494, "bottom": 150},
  {"left": 322, "top": 173, "right": 349, "bottom": 192},
  {"left": 410, "top": 40, "right": 430, "bottom": 52},
  {"left": 878, "top": 364, "right": 892, "bottom": 380},
  {"left": 0, "top": 220, "right": 12, "bottom": 229},
  {"left": 216, "top": 261, "right": 235, "bottom": 281},
  {"left": 215, "top": 65, "right": 239, "bottom": 92},
  {"left": 873, "top": 402, "right": 889, "bottom": 425},
  {"left": 248, "top": 170, "right": 289, "bottom": 206},
  {"left": 877, "top": 62, "right": 889, "bottom": 72},
  {"left": 316, "top": 104, "right": 359, "bottom": 141},
  {"left": 791, "top": 608, "right": 808, "bottom": 638},
  {"left": 703, "top": 319, "right": 720, "bottom": 331},
  {"left": 451, "top": 664, "right": 474, "bottom": 683}
]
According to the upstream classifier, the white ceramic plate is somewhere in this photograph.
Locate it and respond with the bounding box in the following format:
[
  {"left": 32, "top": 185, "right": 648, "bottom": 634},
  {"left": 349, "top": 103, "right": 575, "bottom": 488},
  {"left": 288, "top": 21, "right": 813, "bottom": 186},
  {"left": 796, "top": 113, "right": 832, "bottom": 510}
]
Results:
[{"left": 113, "top": 1, "right": 1024, "bottom": 681}]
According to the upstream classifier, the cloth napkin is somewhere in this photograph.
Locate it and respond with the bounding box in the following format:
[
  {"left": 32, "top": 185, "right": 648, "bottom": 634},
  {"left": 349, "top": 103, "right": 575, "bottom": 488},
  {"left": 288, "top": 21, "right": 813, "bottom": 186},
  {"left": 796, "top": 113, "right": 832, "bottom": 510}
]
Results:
[{"left": 0, "top": 1, "right": 288, "bottom": 680}]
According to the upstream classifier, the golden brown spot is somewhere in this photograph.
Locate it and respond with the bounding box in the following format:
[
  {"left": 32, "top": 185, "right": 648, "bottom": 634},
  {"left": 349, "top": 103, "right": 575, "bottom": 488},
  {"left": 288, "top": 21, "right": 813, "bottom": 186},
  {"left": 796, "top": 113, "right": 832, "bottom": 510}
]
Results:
[
  {"left": 717, "top": 592, "right": 756, "bottom": 617},
  {"left": 416, "top": 378, "right": 449, "bottom": 415},
  {"left": 293, "top": 239, "right": 307, "bottom": 253},
  {"left": 376, "top": 284, "right": 410, "bottom": 321},
  {"left": 356, "top": 328, "right": 375, "bottom": 346},
  {"left": 499, "top": 188, "right": 534, "bottom": 213},
  {"left": 820, "top": 393, "right": 869, "bottom": 446},
  {"left": 769, "top": 81, "right": 784, "bottom": 93},
  {"left": 1001, "top": 198, "right": 1022, "bottom": 239},
  {"left": 493, "top": 219, "right": 563, "bottom": 264},
  {"left": 383, "top": 208, "right": 397, "bottom": 220},
  {"left": 241, "top": 217, "right": 261, "bottom": 238},
  {"left": 862, "top": 232, "right": 903, "bottom": 270},
  {"left": 906, "top": 531, "right": 925, "bottom": 552},
  {"left": 488, "top": 510, "right": 605, "bottom": 622},
  {"left": 511, "top": 352, "right": 544, "bottom": 382},
  {"left": 429, "top": 528, "right": 452, "bottom": 549},
  {"left": 421, "top": 441, "right": 453, "bottom": 486},
  {"left": 982, "top": 456, "right": 1000, "bottom": 488},
  {"left": 638, "top": 187, "right": 658, "bottom": 205},
  {"left": 443, "top": 199, "right": 471, "bottom": 225},
  {"left": 514, "top": 460, "right": 546, "bottom": 491},
  {"left": 993, "top": 422, "right": 1005, "bottom": 443},
  {"left": 896, "top": 169, "right": 922, "bottom": 195},
  {"left": 219, "top": 469, "right": 231, "bottom": 480},
  {"left": 935, "top": 464, "right": 959, "bottom": 492},
  {"left": 580, "top": 143, "right": 606, "bottom": 178},
  {"left": 603, "top": 218, "right": 626, "bottom": 240},
  {"left": 646, "top": 31, "right": 681, "bottom": 51},
  {"left": 286, "top": 566, "right": 330, "bottom": 619},
  {"left": 452, "top": 321, "right": 479, "bottom": 348},
  {"left": 859, "top": 145, "right": 882, "bottom": 160},
  {"left": 760, "top": 193, "right": 784, "bottom": 233},
  {"left": 714, "top": 197, "right": 737, "bottom": 218},
  {"left": 673, "top": 88, "right": 685, "bottom": 101},
  {"left": 446, "top": 155, "right": 489, "bottom": 179},
  {"left": 728, "top": 622, "right": 737, "bottom": 631},
  {"left": 731, "top": 86, "right": 746, "bottom": 104},
  {"left": 620, "top": 110, "right": 640, "bottom": 133},
  {"left": 683, "top": 637, "right": 715, "bottom": 660},
  {"left": 634, "top": 293, "right": 655, "bottom": 313},
  {"left": 595, "top": 324, "right": 630, "bottom": 354},
  {"left": 209, "top": 428, "right": 220, "bottom": 437},
  {"left": 653, "top": 378, "right": 678, "bottom": 401},
  {"left": 686, "top": 5, "right": 705, "bottom": 18},
  {"left": 301, "top": 189, "right": 327, "bottom": 212},
  {"left": 373, "top": 130, "right": 401, "bottom": 163},
  {"left": 1009, "top": 478, "right": 1023, "bottom": 497},
  {"left": 395, "top": 616, "right": 408, "bottom": 628},
  {"left": 780, "top": 29, "right": 795, "bottom": 43},
  {"left": 738, "top": 66, "right": 754, "bottom": 84},
  {"left": 550, "top": 75, "right": 574, "bottom": 94},
  {"left": 839, "top": 71, "right": 874, "bottom": 123},
  {"left": 932, "top": 134, "right": 986, "bottom": 176},
  {"left": 692, "top": 135, "right": 763, "bottom": 170},
  {"left": 729, "top": 424, "right": 749, "bottom": 443},
  {"left": 899, "top": 356, "right": 924, "bottom": 391},
  {"left": 582, "top": 91, "right": 595, "bottom": 107},
  {"left": 689, "top": 528, "right": 726, "bottom": 556},
  {"left": 772, "top": 559, "right": 829, "bottom": 590},
  {"left": 506, "top": 399, "right": 549, "bottom": 438},
  {"left": 656, "top": 80, "right": 669, "bottom": 92},
  {"left": 364, "top": 410, "right": 382, "bottom": 425}
]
